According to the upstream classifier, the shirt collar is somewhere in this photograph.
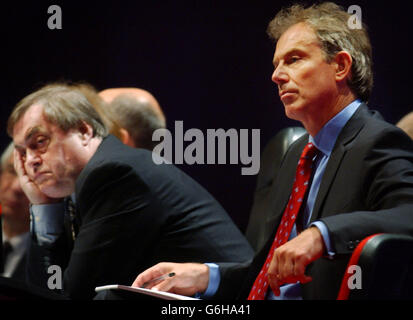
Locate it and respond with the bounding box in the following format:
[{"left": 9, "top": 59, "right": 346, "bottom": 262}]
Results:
[{"left": 309, "top": 99, "right": 361, "bottom": 157}]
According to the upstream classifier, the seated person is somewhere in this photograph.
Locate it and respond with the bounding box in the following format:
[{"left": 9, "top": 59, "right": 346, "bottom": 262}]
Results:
[
  {"left": 0, "top": 142, "right": 30, "bottom": 282},
  {"left": 7, "top": 83, "right": 254, "bottom": 299},
  {"left": 131, "top": 2, "right": 413, "bottom": 300},
  {"left": 99, "top": 87, "right": 166, "bottom": 151}
]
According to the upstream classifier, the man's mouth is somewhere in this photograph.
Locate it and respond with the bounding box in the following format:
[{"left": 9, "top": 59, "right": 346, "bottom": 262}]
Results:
[
  {"left": 33, "top": 172, "right": 51, "bottom": 184},
  {"left": 279, "top": 90, "right": 298, "bottom": 103}
]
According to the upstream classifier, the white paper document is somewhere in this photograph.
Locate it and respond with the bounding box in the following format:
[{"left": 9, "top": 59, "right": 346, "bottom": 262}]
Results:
[{"left": 95, "top": 284, "right": 200, "bottom": 300}]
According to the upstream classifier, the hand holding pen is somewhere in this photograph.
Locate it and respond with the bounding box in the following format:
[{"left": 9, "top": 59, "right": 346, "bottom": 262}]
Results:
[
  {"left": 141, "top": 272, "right": 176, "bottom": 288},
  {"left": 132, "top": 262, "right": 210, "bottom": 296}
]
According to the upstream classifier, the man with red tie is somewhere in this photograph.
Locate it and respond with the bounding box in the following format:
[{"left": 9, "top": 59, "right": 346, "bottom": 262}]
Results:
[{"left": 132, "top": 2, "right": 413, "bottom": 299}]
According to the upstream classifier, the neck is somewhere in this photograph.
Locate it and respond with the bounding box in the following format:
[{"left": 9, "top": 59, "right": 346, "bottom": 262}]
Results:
[{"left": 303, "top": 93, "right": 357, "bottom": 137}]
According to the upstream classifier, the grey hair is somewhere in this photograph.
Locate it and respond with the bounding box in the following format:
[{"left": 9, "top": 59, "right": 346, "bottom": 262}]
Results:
[
  {"left": 8, "top": 83, "right": 108, "bottom": 138},
  {"left": 267, "top": 2, "right": 373, "bottom": 102}
]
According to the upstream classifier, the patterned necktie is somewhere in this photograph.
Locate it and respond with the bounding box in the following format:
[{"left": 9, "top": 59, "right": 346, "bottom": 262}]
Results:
[
  {"left": 64, "top": 197, "right": 78, "bottom": 250},
  {"left": 248, "top": 142, "right": 318, "bottom": 300}
]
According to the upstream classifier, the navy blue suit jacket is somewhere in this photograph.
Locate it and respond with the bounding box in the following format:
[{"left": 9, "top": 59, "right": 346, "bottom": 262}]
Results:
[{"left": 217, "top": 104, "right": 413, "bottom": 299}]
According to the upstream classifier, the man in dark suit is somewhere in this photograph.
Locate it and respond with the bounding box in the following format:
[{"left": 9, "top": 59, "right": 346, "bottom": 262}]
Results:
[
  {"left": 99, "top": 87, "right": 166, "bottom": 151},
  {"left": 7, "top": 84, "right": 254, "bottom": 299},
  {"left": 0, "top": 142, "right": 30, "bottom": 283},
  {"left": 132, "top": 2, "right": 413, "bottom": 299}
]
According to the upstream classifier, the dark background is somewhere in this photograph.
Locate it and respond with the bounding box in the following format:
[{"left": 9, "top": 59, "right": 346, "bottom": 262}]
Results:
[{"left": 1, "top": 0, "right": 412, "bottom": 232}]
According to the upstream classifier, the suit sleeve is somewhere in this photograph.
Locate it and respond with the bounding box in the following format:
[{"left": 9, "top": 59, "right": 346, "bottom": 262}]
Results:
[
  {"left": 321, "top": 127, "right": 413, "bottom": 255},
  {"left": 213, "top": 261, "right": 252, "bottom": 299}
]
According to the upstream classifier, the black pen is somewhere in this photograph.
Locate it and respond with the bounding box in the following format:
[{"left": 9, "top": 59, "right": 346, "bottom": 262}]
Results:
[{"left": 141, "top": 272, "right": 176, "bottom": 288}]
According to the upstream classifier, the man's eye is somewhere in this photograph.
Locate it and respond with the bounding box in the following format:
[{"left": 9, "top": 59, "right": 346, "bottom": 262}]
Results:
[
  {"left": 35, "top": 137, "right": 49, "bottom": 150},
  {"left": 37, "top": 138, "right": 46, "bottom": 145},
  {"left": 288, "top": 56, "right": 300, "bottom": 64}
]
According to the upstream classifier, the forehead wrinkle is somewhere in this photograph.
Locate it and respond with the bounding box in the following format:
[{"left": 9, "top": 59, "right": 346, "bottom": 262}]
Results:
[
  {"left": 273, "top": 39, "right": 322, "bottom": 67},
  {"left": 274, "top": 23, "right": 321, "bottom": 61},
  {"left": 13, "top": 103, "right": 45, "bottom": 144}
]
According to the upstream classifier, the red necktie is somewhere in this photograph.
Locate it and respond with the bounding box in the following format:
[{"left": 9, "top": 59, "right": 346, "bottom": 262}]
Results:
[{"left": 248, "top": 142, "right": 318, "bottom": 300}]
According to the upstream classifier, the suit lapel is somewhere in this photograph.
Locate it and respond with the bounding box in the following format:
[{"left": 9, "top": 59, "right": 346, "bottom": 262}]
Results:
[{"left": 309, "top": 103, "right": 370, "bottom": 223}]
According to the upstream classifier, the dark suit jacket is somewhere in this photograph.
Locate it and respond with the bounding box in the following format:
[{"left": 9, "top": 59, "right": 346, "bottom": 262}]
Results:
[
  {"left": 10, "top": 253, "right": 27, "bottom": 283},
  {"left": 216, "top": 104, "right": 413, "bottom": 300},
  {"left": 27, "top": 135, "right": 253, "bottom": 299}
]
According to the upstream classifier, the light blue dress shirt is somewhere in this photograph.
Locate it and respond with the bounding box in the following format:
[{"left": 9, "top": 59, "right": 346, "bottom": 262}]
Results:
[
  {"left": 30, "top": 194, "right": 76, "bottom": 245},
  {"left": 204, "top": 99, "right": 362, "bottom": 299}
]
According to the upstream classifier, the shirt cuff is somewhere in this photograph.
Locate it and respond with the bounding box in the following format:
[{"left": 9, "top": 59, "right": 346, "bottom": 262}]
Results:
[
  {"left": 30, "top": 202, "right": 65, "bottom": 245},
  {"left": 196, "top": 263, "right": 220, "bottom": 298},
  {"left": 310, "top": 221, "right": 335, "bottom": 259}
]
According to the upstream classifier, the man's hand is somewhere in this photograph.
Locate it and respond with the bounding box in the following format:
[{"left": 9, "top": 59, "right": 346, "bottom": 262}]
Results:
[
  {"left": 267, "top": 227, "right": 325, "bottom": 295},
  {"left": 13, "top": 149, "right": 58, "bottom": 204},
  {"left": 132, "top": 262, "right": 209, "bottom": 297}
]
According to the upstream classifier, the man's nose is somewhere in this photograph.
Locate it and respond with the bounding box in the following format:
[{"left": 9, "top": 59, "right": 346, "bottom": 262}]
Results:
[
  {"left": 271, "top": 63, "right": 289, "bottom": 86},
  {"left": 25, "top": 149, "right": 42, "bottom": 170}
]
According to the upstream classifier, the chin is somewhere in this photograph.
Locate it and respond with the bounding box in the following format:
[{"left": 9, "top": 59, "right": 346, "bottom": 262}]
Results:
[
  {"left": 40, "top": 183, "right": 73, "bottom": 199},
  {"left": 284, "top": 106, "right": 302, "bottom": 121},
  {"left": 284, "top": 100, "right": 307, "bottom": 121}
]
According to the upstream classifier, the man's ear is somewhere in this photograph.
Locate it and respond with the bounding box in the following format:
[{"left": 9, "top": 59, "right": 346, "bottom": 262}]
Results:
[
  {"left": 77, "top": 121, "right": 94, "bottom": 145},
  {"left": 119, "top": 128, "right": 136, "bottom": 148},
  {"left": 334, "top": 51, "right": 353, "bottom": 82}
]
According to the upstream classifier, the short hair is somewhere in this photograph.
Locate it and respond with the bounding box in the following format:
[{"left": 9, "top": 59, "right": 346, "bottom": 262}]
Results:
[
  {"left": 109, "top": 94, "right": 166, "bottom": 150},
  {"left": 0, "top": 142, "right": 14, "bottom": 174},
  {"left": 267, "top": 2, "right": 373, "bottom": 102},
  {"left": 68, "top": 82, "right": 124, "bottom": 140},
  {"left": 7, "top": 83, "right": 108, "bottom": 138}
]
